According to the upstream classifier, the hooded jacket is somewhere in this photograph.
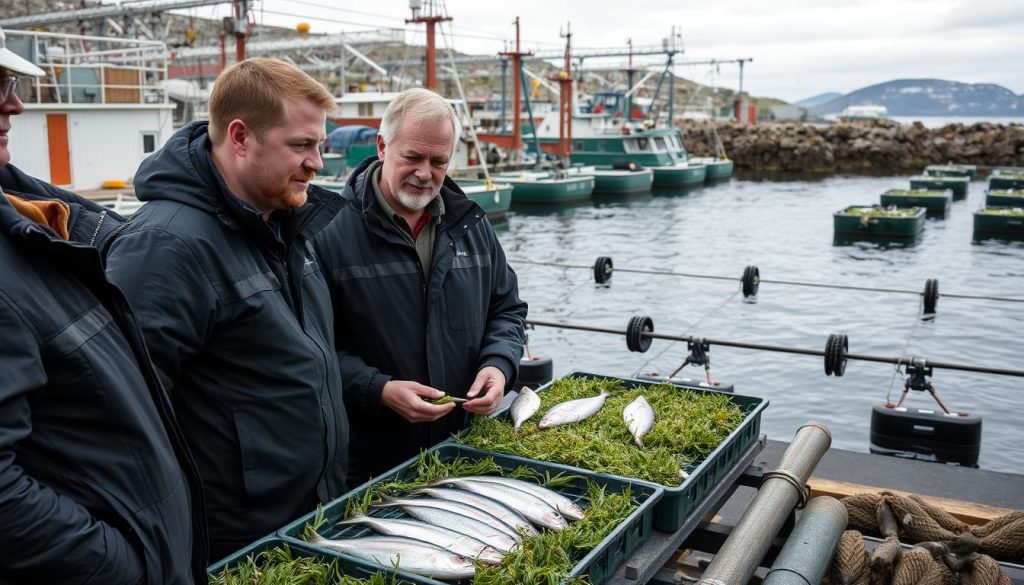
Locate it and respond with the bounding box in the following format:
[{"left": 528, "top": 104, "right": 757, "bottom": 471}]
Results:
[
  {"left": 313, "top": 157, "right": 527, "bottom": 485},
  {"left": 0, "top": 175, "right": 207, "bottom": 584},
  {"left": 104, "top": 122, "right": 347, "bottom": 559}
]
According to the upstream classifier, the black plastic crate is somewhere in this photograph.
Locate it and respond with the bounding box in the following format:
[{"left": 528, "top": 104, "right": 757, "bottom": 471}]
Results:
[
  {"left": 278, "top": 443, "right": 662, "bottom": 585},
  {"left": 465, "top": 371, "right": 766, "bottom": 532}
]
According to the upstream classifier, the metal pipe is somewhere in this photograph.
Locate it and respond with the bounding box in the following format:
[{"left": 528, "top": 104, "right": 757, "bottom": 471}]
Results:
[
  {"left": 762, "top": 497, "right": 848, "bottom": 585},
  {"left": 697, "top": 422, "right": 832, "bottom": 585}
]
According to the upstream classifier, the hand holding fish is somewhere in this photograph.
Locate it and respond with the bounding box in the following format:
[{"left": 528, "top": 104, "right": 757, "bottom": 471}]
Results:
[
  {"left": 463, "top": 366, "right": 506, "bottom": 415},
  {"left": 382, "top": 380, "right": 456, "bottom": 422}
]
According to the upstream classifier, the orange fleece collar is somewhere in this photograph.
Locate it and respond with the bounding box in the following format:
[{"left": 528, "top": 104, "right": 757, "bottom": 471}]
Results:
[{"left": 4, "top": 192, "right": 71, "bottom": 240}]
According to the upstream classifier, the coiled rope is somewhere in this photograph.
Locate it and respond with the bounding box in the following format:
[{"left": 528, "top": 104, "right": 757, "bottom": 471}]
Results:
[{"left": 827, "top": 491, "right": 1021, "bottom": 585}]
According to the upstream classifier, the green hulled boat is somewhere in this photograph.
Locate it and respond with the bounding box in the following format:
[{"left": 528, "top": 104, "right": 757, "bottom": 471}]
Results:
[
  {"left": 834, "top": 205, "right": 926, "bottom": 238},
  {"left": 986, "top": 189, "right": 1024, "bottom": 207},
  {"left": 880, "top": 188, "right": 951, "bottom": 218},
  {"left": 568, "top": 165, "right": 653, "bottom": 194},
  {"left": 973, "top": 207, "right": 1024, "bottom": 240},
  {"left": 988, "top": 172, "right": 1024, "bottom": 190},
  {"left": 493, "top": 170, "right": 595, "bottom": 204},
  {"left": 924, "top": 164, "right": 976, "bottom": 179},
  {"left": 460, "top": 179, "right": 513, "bottom": 219},
  {"left": 690, "top": 157, "right": 735, "bottom": 181},
  {"left": 317, "top": 153, "right": 345, "bottom": 178},
  {"left": 651, "top": 160, "right": 707, "bottom": 187},
  {"left": 909, "top": 175, "right": 969, "bottom": 199}
]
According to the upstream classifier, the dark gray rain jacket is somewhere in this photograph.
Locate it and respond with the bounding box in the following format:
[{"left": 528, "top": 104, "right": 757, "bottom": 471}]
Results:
[
  {"left": 104, "top": 122, "right": 348, "bottom": 559},
  {"left": 313, "top": 157, "right": 527, "bottom": 485},
  {"left": 0, "top": 165, "right": 207, "bottom": 584}
]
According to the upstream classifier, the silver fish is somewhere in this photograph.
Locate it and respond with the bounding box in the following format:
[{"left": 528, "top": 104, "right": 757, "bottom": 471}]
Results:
[
  {"left": 373, "top": 497, "right": 520, "bottom": 553},
  {"left": 435, "top": 477, "right": 568, "bottom": 532},
  {"left": 414, "top": 486, "right": 538, "bottom": 537},
  {"left": 537, "top": 391, "right": 610, "bottom": 429},
  {"left": 309, "top": 532, "right": 476, "bottom": 580},
  {"left": 623, "top": 395, "right": 655, "bottom": 448},
  {"left": 509, "top": 386, "right": 541, "bottom": 432},
  {"left": 336, "top": 514, "right": 505, "bottom": 565},
  {"left": 455, "top": 475, "right": 585, "bottom": 522}
]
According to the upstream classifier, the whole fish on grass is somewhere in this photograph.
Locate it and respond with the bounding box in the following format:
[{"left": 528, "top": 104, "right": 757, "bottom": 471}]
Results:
[
  {"left": 453, "top": 475, "right": 585, "bottom": 522},
  {"left": 336, "top": 513, "right": 505, "bottom": 564},
  {"left": 433, "top": 477, "right": 568, "bottom": 531},
  {"left": 509, "top": 387, "right": 541, "bottom": 432},
  {"left": 537, "top": 391, "right": 610, "bottom": 429},
  {"left": 414, "top": 486, "right": 538, "bottom": 537},
  {"left": 622, "top": 395, "right": 655, "bottom": 448},
  {"left": 309, "top": 532, "right": 476, "bottom": 580},
  {"left": 371, "top": 496, "right": 521, "bottom": 553}
]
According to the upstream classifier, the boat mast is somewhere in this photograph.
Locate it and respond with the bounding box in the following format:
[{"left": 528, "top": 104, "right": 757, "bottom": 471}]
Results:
[
  {"left": 552, "top": 22, "right": 574, "bottom": 165},
  {"left": 406, "top": 0, "right": 451, "bottom": 90}
]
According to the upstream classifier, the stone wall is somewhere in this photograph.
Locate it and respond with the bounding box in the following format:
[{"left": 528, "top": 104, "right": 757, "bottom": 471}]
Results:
[{"left": 680, "top": 120, "right": 1024, "bottom": 173}]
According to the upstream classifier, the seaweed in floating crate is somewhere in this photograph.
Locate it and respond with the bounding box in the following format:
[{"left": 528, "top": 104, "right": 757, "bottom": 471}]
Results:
[
  {"left": 457, "top": 372, "right": 767, "bottom": 532},
  {"left": 208, "top": 536, "right": 409, "bottom": 584},
  {"left": 278, "top": 443, "right": 662, "bottom": 585}
]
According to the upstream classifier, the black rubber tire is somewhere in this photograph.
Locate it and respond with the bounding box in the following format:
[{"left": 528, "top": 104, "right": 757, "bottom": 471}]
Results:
[
  {"left": 825, "top": 333, "right": 848, "bottom": 377},
  {"left": 626, "top": 315, "right": 654, "bottom": 353},
  {"left": 824, "top": 334, "right": 836, "bottom": 376},
  {"left": 923, "top": 278, "right": 939, "bottom": 314},
  {"left": 593, "top": 256, "right": 614, "bottom": 284},
  {"left": 516, "top": 355, "right": 554, "bottom": 389},
  {"left": 741, "top": 265, "right": 760, "bottom": 298}
]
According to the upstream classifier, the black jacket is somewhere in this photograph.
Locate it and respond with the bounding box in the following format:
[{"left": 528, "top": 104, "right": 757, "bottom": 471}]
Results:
[
  {"left": 104, "top": 122, "right": 348, "bottom": 559},
  {"left": 313, "top": 157, "right": 527, "bottom": 484},
  {"left": 0, "top": 173, "right": 207, "bottom": 584}
]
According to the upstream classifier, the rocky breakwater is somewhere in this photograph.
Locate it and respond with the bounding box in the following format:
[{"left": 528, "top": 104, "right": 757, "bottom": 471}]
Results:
[{"left": 681, "top": 120, "right": 1024, "bottom": 173}]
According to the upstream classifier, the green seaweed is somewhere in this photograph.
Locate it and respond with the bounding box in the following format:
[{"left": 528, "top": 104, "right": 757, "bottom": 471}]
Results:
[{"left": 208, "top": 542, "right": 401, "bottom": 584}]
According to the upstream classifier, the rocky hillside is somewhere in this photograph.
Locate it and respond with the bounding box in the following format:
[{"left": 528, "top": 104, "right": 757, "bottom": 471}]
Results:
[
  {"left": 681, "top": 120, "right": 1024, "bottom": 173},
  {"left": 809, "top": 79, "right": 1024, "bottom": 117}
]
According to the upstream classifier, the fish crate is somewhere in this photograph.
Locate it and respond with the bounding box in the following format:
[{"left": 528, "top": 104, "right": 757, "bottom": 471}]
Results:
[
  {"left": 988, "top": 172, "right": 1024, "bottom": 191},
  {"left": 834, "top": 205, "right": 925, "bottom": 239},
  {"left": 985, "top": 189, "right": 1024, "bottom": 207},
  {"left": 973, "top": 207, "right": 1024, "bottom": 240},
  {"left": 277, "top": 443, "right": 663, "bottom": 585},
  {"left": 208, "top": 535, "right": 415, "bottom": 583},
  {"left": 459, "top": 372, "right": 767, "bottom": 533},
  {"left": 909, "top": 175, "right": 969, "bottom": 199},
  {"left": 879, "top": 188, "right": 951, "bottom": 219}
]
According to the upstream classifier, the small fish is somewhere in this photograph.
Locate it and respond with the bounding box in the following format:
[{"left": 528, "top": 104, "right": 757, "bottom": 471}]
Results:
[
  {"left": 622, "top": 395, "right": 655, "bottom": 448},
  {"left": 434, "top": 477, "right": 568, "bottom": 531},
  {"left": 509, "top": 386, "right": 541, "bottom": 432},
  {"left": 309, "top": 532, "right": 476, "bottom": 580},
  {"left": 537, "top": 391, "right": 610, "bottom": 429},
  {"left": 456, "top": 475, "right": 585, "bottom": 522},
  {"left": 336, "top": 514, "right": 505, "bottom": 565},
  {"left": 414, "top": 486, "right": 538, "bottom": 537},
  {"left": 423, "top": 394, "right": 467, "bottom": 404},
  {"left": 372, "top": 497, "right": 520, "bottom": 552}
]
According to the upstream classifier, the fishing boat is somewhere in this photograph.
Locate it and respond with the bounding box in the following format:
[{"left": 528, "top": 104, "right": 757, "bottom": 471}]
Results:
[
  {"left": 6, "top": 30, "right": 174, "bottom": 191},
  {"left": 491, "top": 169, "right": 594, "bottom": 204},
  {"left": 458, "top": 178, "right": 514, "bottom": 219},
  {"left": 566, "top": 164, "right": 653, "bottom": 195}
]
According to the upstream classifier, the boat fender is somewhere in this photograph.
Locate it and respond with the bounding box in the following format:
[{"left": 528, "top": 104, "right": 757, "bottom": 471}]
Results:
[
  {"left": 516, "top": 355, "right": 553, "bottom": 389},
  {"left": 923, "top": 278, "right": 939, "bottom": 315},
  {"left": 626, "top": 315, "right": 654, "bottom": 353},
  {"left": 741, "top": 265, "right": 760, "bottom": 298}
]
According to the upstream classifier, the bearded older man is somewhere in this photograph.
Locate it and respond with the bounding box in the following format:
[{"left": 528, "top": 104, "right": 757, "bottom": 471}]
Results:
[{"left": 313, "top": 87, "right": 527, "bottom": 486}]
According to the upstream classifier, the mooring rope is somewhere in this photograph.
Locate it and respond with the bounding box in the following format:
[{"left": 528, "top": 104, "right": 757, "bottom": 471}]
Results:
[{"left": 828, "top": 492, "right": 1020, "bottom": 585}]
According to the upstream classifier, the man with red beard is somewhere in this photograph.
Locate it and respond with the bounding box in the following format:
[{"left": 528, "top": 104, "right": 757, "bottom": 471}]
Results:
[
  {"left": 105, "top": 58, "right": 349, "bottom": 560},
  {"left": 314, "top": 88, "right": 527, "bottom": 486}
]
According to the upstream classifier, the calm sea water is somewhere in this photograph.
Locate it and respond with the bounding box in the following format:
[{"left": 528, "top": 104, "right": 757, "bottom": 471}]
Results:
[{"left": 491, "top": 174, "right": 1023, "bottom": 473}]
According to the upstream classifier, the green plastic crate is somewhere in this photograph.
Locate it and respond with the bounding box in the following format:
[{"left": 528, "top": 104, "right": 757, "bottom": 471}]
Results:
[
  {"left": 208, "top": 535, "right": 415, "bottom": 583},
  {"left": 278, "top": 443, "right": 662, "bottom": 585},
  {"left": 467, "top": 372, "right": 767, "bottom": 533}
]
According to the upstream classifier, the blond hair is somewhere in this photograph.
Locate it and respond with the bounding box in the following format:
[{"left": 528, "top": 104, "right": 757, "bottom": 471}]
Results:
[
  {"left": 379, "top": 87, "right": 460, "bottom": 149},
  {"left": 208, "top": 58, "right": 335, "bottom": 143}
]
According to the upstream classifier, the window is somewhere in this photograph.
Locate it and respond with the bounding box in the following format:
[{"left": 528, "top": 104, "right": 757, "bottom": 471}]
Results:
[
  {"left": 141, "top": 132, "right": 157, "bottom": 154},
  {"left": 358, "top": 102, "right": 374, "bottom": 117}
]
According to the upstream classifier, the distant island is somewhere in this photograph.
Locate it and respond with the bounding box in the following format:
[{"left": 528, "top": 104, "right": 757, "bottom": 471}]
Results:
[{"left": 797, "top": 79, "right": 1024, "bottom": 117}]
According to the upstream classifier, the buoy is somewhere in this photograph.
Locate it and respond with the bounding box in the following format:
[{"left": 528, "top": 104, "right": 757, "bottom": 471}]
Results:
[
  {"left": 869, "top": 403, "right": 981, "bottom": 467},
  {"left": 516, "top": 355, "right": 553, "bottom": 389},
  {"left": 101, "top": 179, "right": 128, "bottom": 189},
  {"left": 296, "top": 22, "right": 311, "bottom": 35}
]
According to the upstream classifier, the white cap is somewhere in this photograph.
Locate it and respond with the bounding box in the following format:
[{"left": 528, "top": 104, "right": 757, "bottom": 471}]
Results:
[{"left": 0, "top": 26, "right": 45, "bottom": 77}]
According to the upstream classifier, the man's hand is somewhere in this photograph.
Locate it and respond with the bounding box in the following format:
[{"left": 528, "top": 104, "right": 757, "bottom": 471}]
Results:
[
  {"left": 463, "top": 366, "right": 506, "bottom": 415},
  {"left": 381, "top": 380, "right": 456, "bottom": 422}
]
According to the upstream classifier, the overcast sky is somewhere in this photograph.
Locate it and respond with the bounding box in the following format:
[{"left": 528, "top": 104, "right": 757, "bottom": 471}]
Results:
[{"left": 193, "top": 0, "right": 1024, "bottom": 103}]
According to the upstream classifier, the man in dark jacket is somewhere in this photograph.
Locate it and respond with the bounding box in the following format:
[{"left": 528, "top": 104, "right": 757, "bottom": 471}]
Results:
[
  {"left": 314, "top": 88, "right": 527, "bottom": 486},
  {"left": 105, "top": 58, "right": 348, "bottom": 559},
  {"left": 0, "top": 31, "right": 207, "bottom": 584}
]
